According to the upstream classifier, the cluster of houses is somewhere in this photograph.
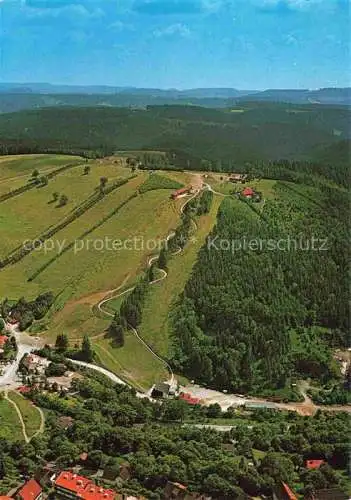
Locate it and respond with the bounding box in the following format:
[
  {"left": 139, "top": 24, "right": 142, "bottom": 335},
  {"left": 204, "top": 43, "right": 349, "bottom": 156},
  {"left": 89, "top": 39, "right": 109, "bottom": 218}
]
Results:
[
  {"left": 4, "top": 456, "right": 343, "bottom": 500},
  {"left": 1, "top": 472, "right": 139, "bottom": 500},
  {"left": 272, "top": 460, "right": 349, "bottom": 500},
  {"left": 19, "top": 353, "right": 83, "bottom": 393},
  {"left": 3, "top": 469, "right": 213, "bottom": 500}
]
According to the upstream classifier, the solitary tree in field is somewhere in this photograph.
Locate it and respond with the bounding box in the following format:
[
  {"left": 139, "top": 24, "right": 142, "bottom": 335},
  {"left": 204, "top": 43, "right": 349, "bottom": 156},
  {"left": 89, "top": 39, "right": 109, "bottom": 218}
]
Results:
[
  {"left": 40, "top": 175, "right": 48, "bottom": 186},
  {"left": 99, "top": 176, "right": 108, "bottom": 193},
  {"left": 59, "top": 194, "right": 68, "bottom": 207},
  {"left": 84, "top": 165, "right": 91, "bottom": 175},
  {"left": 81, "top": 335, "right": 94, "bottom": 362},
  {"left": 52, "top": 192, "right": 59, "bottom": 202},
  {"left": 32, "top": 169, "right": 39, "bottom": 178}
]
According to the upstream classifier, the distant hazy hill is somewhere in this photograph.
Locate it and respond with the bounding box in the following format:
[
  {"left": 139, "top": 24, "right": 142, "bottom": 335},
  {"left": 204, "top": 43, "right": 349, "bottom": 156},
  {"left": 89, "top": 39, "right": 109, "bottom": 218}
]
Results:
[
  {"left": 238, "top": 88, "right": 351, "bottom": 106},
  {"left": 0, "top": 84, "right": 349, "bottom": 113},
  {"left": 0, "top": 82, "right": 256, "bottom": 98}
]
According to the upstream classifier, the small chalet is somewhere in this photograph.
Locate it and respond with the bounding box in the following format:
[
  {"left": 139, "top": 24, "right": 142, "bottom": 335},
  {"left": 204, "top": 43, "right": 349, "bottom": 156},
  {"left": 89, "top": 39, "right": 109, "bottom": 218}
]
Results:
[
  {"left": 171, "top": 187, "right": 192, "bottom": 200},
  {"left": 16, "top": 479, "right": 43, "bottom": 500},
  {"left": 57, "top": 415, "right": 74, "bottom": 430},
  {"left": 151, "top": 382, "right": 171, "bottom": 398},
  {"left": 0, "top": 335, "right": 8, "bottom": 355},
  {"left": 179, "top": 392, "right": 202, "bottom": 405},
  {"left": 17, "top": 386, "right": 31, "bottom": 395},
  {"left": 241, "top": 187, "right": 255, "bottom": 198},
  {"left": 229, "top": 173, "right": 247, "bottom": 183},
  {"left": 305, "top": 459, "right": 325, "bottom": 470}
]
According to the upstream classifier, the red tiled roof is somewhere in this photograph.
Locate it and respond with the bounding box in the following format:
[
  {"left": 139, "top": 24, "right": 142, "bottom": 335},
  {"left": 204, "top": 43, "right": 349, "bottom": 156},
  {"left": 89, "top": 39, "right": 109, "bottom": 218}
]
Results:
[
  {"left": 17, "top": 386, "right": 31, "bottom": 394},
  {"left": 172, "top": 187, "right": 189, "bottom": 197},
  {"left": 179, "top": 392, "right": 201, "bottom": 405},
  {"left": 17, "top": 479, "right": 42, "bottom": 500},
  {"left": 0, "top": 496, "right": 14, "bottom": 499},
  {"left": 0, "top": 335, "right": 8, "bottom": 346},
  {"left": 306, "top": 459, "right": 325, "bottom": 470},
  {"left": 55, "top": 471, "right": 116, "bottom": 500},
  {"left": 242, "top": 187, "right": 254, "bottom": 196},
  {"left": 282, "top": 482, "right": 298, "bottom": 500}
]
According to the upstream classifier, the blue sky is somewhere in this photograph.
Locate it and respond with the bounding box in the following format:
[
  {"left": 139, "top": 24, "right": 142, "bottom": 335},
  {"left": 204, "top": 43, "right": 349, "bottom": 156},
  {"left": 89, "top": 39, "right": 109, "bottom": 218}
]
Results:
[{"left": 0, "top": 0, "right": 349, "bottom": 89}]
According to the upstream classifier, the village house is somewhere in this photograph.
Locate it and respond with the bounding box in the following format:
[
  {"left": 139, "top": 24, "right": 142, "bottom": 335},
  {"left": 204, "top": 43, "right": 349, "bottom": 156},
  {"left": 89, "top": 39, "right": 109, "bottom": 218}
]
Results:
[
  {"left": 164, "top": 481, "right": 212, "bottom": 500},
  {"left": 273, "top": 482, "right": 298, "bottom": 500},
  {"left": 241, "top": 186, "right": 255, "bottom": 199},
  {"left": 151, "top": 382, "right": 171, "bottom": 398},
  {"left": 46, "top": 370, "right": 83, "bottom": 392},
  {"left": 0, "top": 335, "right": 9, "bottom": 357},
  {"left": 229, "top": 173, "right": 247, "bottom": 183},
  {"left": 171, "top": 186, "right": 193, "bottom": 200},
  {"left": 22, "top": 354, "right": 50, "bottom": 374},
  {"left": 305, "top": 459, "right": 325, "bottom": 470},
  {"left": 178, "top": 392, "right": 202, "bottom": 405},
  {"left": 53, "top": 471, "right": 117, "bottom": 500},
  {"left": 15, "top": 479, "right": 43, "bottom": 500},
  {"left": 57, "top": 415, "right": 74, "bottom": 430}
]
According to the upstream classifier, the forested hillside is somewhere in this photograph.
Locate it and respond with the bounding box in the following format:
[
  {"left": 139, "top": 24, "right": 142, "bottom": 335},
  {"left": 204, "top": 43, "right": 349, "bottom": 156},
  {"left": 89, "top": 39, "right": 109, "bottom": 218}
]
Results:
[
  {"left": 0, "top": 104, "right": 349, "bottom": 173},
  {"left": 171, "top": 181, "right": 349, "bottom": 397}
]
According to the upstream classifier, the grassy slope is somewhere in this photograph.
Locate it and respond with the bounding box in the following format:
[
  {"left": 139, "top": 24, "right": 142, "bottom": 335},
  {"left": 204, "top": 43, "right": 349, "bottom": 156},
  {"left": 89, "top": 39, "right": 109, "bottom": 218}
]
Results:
[
  {"left": 138, "top": 195, "right": 222, "bottom": 357},
  {"left": 8, "top": 391, "right": 42, "bottom": 438},
  {"left": 0, "top": 168, "right": 140, "bottom": 300},
  {"left": 0, "top": 398, "right": 23, "bottom": 441},
  {"left": 93, "top": 335, "right": 167, "bottom": 391},
  {"left": 0, "top": 162, "right": 129, "bottom": 259},
  {"left": 0, "top": 156, "right": 276, "bottom": 391},
  {"left": 44, "top": 187, "right": 182, "bottom": 342},
  {"left": 0, "top": 154, "right": 81, "bottom": 180}
]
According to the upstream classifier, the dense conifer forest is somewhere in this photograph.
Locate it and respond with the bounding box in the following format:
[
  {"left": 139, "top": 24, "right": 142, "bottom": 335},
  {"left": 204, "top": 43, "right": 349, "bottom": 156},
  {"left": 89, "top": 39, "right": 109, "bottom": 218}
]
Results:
[
  {"left": 171, "top": 180, "right": 349, "bottom": 398},
  {"left": 0, "top": 104, "right": 349, "bottom": 177}
]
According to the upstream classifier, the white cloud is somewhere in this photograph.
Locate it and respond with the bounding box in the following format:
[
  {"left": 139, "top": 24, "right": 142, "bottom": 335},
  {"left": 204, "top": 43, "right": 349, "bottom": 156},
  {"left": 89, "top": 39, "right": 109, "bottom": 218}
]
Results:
[
  {"left": 109, "top": 20, "right": 134, "bottom": 31},
  {"left": 154, "top": 22, "right": 191, "bottom": 37},
  {"left": 284, "top": 33, "right": 299, "bottom": 45},
  {"left": 253, "top": 0, "right": 340, "bottom": 9},
  {"left": 201, "top": 0, "right": 224, "bottom": 12}
]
